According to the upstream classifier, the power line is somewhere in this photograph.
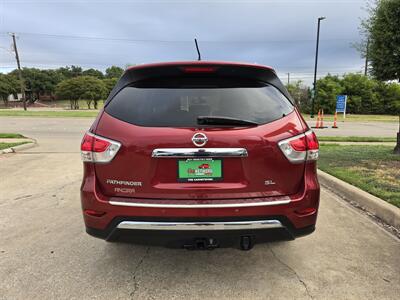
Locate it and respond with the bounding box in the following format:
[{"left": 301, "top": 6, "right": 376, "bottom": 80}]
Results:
[
  {"left": 0, "top": 32, "right": 189, "bottom": 43},
  {"left": 0, "top": 62, "right": 363, "bottom": 73},
  {"left": 0, "top": 31, "right": 360, "bottom": 44},
  {"left": 0, "top": 59, "right": 364, "bottom": 73},
  {"left": 1, "top": 0, "right": 368, "bottom": 4}
]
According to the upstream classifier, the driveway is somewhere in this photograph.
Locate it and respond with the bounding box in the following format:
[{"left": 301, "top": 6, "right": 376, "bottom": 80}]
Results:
[
  {"left": 306, "top": 120, "right": 398, "bottom": 137},
  {"left": 0, "top": 117, "right": 399, "bottom": 299}
]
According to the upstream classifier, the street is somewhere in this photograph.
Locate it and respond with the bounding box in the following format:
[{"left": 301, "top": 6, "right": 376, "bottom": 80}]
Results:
[{"left": 0, "top": 117, "right": 399, "bottom": 299}]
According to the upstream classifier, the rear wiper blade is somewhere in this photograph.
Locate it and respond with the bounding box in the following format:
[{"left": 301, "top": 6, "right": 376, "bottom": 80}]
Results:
[{"left": 197, "top": 116, "right": 259, "bottom": 126}]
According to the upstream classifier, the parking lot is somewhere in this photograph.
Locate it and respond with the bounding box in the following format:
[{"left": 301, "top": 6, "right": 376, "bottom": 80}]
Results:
[{"left": 0, "top": 117, "right": 399, "bottom": 299}]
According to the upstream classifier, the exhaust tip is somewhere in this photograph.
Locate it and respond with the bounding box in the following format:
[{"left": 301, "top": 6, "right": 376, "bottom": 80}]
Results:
[{"left": 240, "top": 236, "right": 255, "bottom": 251}]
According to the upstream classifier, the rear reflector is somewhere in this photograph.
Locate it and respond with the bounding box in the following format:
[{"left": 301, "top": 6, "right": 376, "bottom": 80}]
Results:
[
  {"left": 295, "top": 207, "right": 317, "bottom": 216},
  {"left": 81, "top": 132, "right": 121, "bottom": 163},
  {"left": 181, "top": 66, "right": 216, "bottom": 73},
  {"left": 278, "top": 130, "right": 319, "bottom": 163},
  {"left": 84, "top": 209, "right": 106, "bottom": 217}
]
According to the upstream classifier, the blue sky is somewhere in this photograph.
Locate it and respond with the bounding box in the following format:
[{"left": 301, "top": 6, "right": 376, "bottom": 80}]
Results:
[{"left": 0, "top": 0, "right": 369, "bottom": 84}]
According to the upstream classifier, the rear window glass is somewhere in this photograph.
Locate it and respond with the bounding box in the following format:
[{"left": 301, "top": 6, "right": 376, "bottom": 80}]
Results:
[{"left": 105, "top": 79, "right": 293, "bottom": 127}]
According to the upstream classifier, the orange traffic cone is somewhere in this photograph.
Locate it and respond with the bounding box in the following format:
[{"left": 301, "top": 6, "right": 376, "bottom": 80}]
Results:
[
  {"left": 332, "top": 111, "right": 338, "bottom": 128},
  {"left": 320, "top": 109, "right": 325, "bottom": 128},
  {"left": 314, "top": 110, "right": 321, "bottom": 128}
]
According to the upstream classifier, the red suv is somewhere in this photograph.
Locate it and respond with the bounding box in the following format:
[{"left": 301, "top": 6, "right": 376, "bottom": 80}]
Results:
[{"left": 80, "top": 61, "right": 320, "bottom": 250}]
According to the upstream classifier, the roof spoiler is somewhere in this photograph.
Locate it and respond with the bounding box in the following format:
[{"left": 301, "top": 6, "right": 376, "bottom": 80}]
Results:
[{"left": 105, "top": 61, "right": 293, "bottom": 105}]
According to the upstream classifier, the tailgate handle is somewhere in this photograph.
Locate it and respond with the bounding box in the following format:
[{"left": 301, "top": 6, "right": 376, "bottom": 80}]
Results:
[{"left": 151, "top": 148, "right": 248, "bottom": 158}]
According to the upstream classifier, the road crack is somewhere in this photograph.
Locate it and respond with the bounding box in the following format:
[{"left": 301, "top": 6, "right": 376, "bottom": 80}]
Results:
[
  {"left": 130, "top": 247, "right": 151, "bottom": 299},
  {"left": 1, "top": 179, "right": 80, "bottom": 207},
  {"left": 268, "top": 245, "right": 313, "bottom": 299}
]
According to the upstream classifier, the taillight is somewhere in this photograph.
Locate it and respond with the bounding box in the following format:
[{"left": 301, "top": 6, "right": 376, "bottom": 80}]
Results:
[
  {"left": 278, "top": 130, "right": 319, "bottom": 163},
  {"left": 81, "top": 132, "right": 121, "bottom": 163}
]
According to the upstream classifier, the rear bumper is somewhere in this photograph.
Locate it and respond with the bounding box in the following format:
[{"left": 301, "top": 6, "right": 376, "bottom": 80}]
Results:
[
  {"left": 81, "top": 163, "right": 320, "bottom": 247},
  {"left": 86, "top": 216, "right": 315, "bottom": 248}
]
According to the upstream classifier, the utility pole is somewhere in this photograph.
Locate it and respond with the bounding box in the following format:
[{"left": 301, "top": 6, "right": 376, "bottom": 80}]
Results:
[
  {"left": 364, "top": 38, "right": 370, "bottom": 76},
  {"left": 287, "top": 73, "right": 290, "bottom": 85},
  {"left": 310, "top": 17, "right": 326, "bottom": 118},
  {"left": 10, "top": 33, "right": 26, "bottom": 111}
]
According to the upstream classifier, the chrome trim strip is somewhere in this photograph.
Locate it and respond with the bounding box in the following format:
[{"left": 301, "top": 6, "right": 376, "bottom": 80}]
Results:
[
  {"left": 109, "top": 199, "right": 290, "bottom": 208},
  {"left": 151, "top": 148, "right": 248, "bottom": 158},
  {"left": 117, "top": 219, "right": 283, "bottom": 231}
]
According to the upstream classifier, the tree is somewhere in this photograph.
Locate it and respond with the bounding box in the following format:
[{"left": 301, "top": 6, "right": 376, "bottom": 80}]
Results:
[
  {"left": 55, "top": 76, "right": 106, "bottom": 109},
  {"left": 315, "top": 75, "right": 343, "bottom": 114},
  {"left": 359, "top": 0, "right": 400, "bottom": 153},
  {"left": 55, "top": 77, "right": 81, "bottom": 109},
  {"left": 10, "top": 68, "right": 65, "bottom": 102},
  {"left": 0, "top": 74, "right": 19, "bottom": 107},
  {"left": 56, "top": 65, "right": 83, "bottom": 79},
  {"left": 80, "top": 76, "right": 107, "bottom": 109},
  {"left": 342, "top": 73, "right": 377, "bottom": 114},
  {"left": 69, "top": 65, "right": 83, "bottom": 78},
  {"left": 103, "top": 78, "right": 118, "bottom": 97},
  {"left": 377, "top": 82, "right": 400, "bottom": 114},
  {"left": 82, "top": 68, "right": 104, "bottom": 79},
  {"left": 314, "top": 73, "right": 400, "bottom": 115},
  {"left": 360, "top": 0, "right": 400, "bottom": 81},
  {"left": 286, "top": 81, "right": 311, "bottom": 112},
  {"left": 105, "top": 66, "right": 124, "bottom": 79}
]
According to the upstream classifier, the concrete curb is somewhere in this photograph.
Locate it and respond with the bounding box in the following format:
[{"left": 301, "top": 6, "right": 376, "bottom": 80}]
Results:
[
  {"left": 318, "top": 169, "right": 400, "bottom": 230},
  {"left": 0, "top": 139, "right": 37, "bottom": 154}
]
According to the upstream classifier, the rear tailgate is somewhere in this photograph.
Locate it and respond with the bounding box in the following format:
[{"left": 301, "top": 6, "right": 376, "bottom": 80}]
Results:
[
  {"left": 93, "top": 62, "right": 306, "bottom": 200},
  {"left": 94, "top": 113, "right": 305, "bottom": 200}
]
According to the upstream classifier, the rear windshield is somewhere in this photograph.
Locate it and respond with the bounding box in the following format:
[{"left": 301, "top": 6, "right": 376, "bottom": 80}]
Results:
[{"left": 105, "top": 78, "right": 293, "bottom": 127}]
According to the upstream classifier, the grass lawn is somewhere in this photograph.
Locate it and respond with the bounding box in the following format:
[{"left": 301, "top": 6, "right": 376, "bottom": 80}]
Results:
[
  {"left": 46, "top": 99, "right": 105, "bottom": 110},
  {"left": 303, "top": 114, "right": 398, "bottom": 123},
  {"left": 318, "top": 144, "right": 400, "bottom": 208},
  {"left": 0, "top": 110, "right": 99, "bottom": 118},
  {"left": 3, "top": 99, "right": 105, "bottom": 110},
  {"left": 318, "top": 136, "right": 397, "bottom": 143},
  {"left": 0, "top": 133, "right": 26, "bottom": 138},
  {"left": 0, "top": 142, "right": 29, "bottom": 150}
]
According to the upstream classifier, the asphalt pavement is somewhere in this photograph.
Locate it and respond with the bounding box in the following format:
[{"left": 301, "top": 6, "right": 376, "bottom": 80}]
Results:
[
  {"left": 0, "top": 116, "right": 399, "bottom": 299},
  {"left": 306, "top": 120, "right": 398, "bottom": 137}
]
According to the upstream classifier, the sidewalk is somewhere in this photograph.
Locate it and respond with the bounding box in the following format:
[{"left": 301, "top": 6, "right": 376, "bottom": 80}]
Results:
[{"left": 0, "top": 138, "right": 34, "bottom": 143}]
